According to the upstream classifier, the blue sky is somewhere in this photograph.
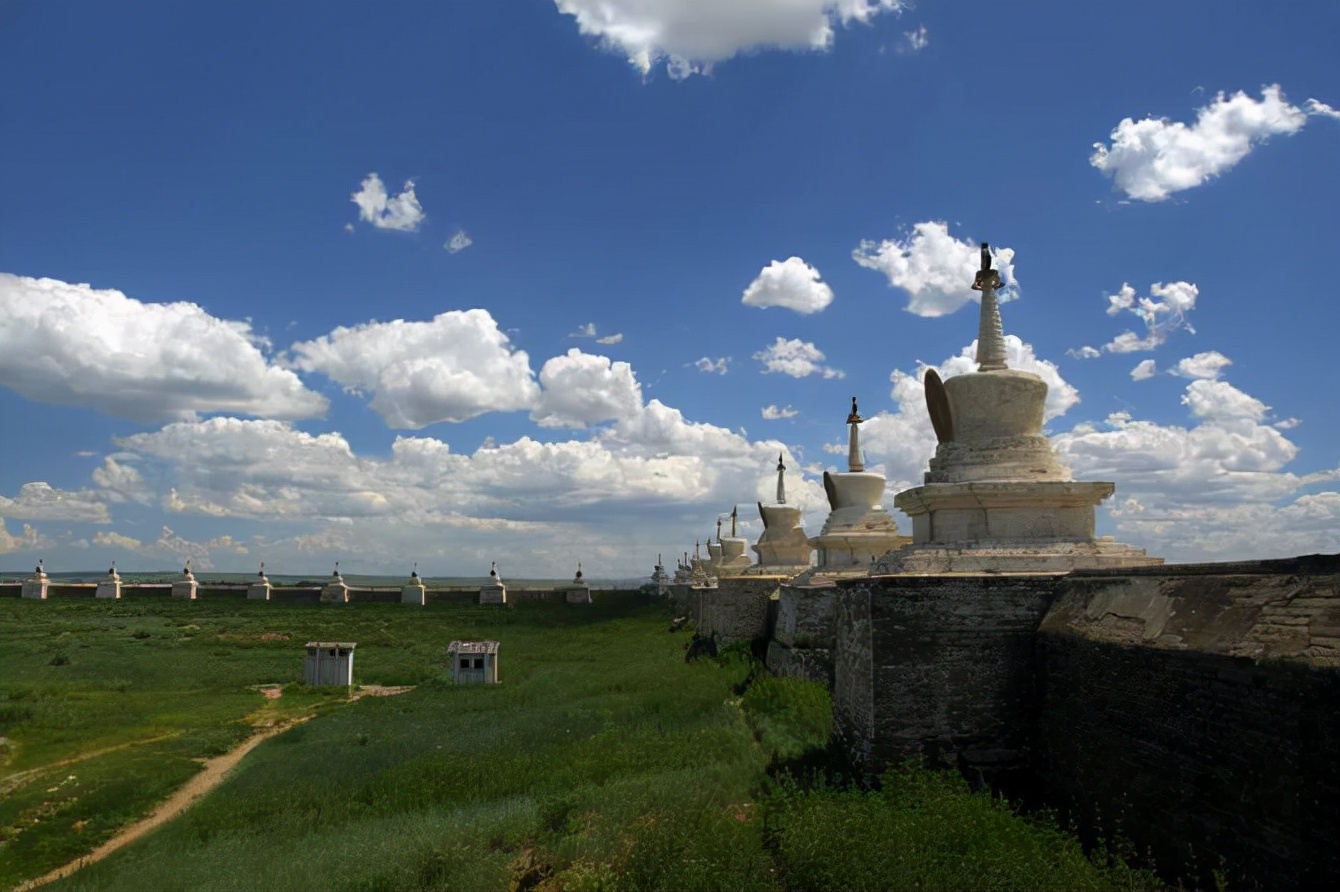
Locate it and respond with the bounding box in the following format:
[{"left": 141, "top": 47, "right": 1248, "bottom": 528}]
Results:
[{"left": 2, "top": 0, "right": 1338, "bottom": 577}]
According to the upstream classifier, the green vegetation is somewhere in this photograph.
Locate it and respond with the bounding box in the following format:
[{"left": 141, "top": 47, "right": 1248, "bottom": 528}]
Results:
[{"left": 0, "top": 594, "right": 1158, "bottom": 891}]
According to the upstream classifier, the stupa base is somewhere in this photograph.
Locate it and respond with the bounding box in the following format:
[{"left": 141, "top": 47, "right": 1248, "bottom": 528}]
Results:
[{"left": 874, "top": 537, "right": 1163, "bottom": 575}]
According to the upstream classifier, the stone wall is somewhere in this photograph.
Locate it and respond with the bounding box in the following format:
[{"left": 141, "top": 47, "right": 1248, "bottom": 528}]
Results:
[
  {"left": 766, "top": 582, "right": 840, "bottom": 684},
  {"left": 1034, "top": 556, "right": 1339, "bottom": 889},
  {"left": 669, "top": 578, "right": 783, "bottom": 645},
  {"left": 833, "top": 574, "right": 1063, "bottom": 778}
]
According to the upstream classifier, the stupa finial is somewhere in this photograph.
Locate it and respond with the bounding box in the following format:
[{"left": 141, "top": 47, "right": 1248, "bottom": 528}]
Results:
[
  {"left": 715, "top": 518, "right": 722, "bottom": 543},
  {"left": 776, "top": 452, "right": 787, "bottom": 504},
  {"left": 971, "top": 242, "right": 1008, "bottom": 371},
  {"left": 846, "top": 396, "right": 865, "bottom": 472},
  {"left": 730, "top": 505, "right": 738, "bottom": 538}
]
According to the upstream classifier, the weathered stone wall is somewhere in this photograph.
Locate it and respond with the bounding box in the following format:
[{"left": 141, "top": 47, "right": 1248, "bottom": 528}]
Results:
[
  {"left": 834, "top": 574, "right": 1063, "bottom": 777},
  {"left": 767, "top": 582, "right": 839, "bottom": 684},
  {"left": 1034, "top": 556, "right": 1340, "bottom": 889},
  {"left": 688, "top": 578, "right": 783, "bottom": 645}
]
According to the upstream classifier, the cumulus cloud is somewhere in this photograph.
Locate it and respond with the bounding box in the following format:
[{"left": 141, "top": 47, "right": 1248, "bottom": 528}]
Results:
[
  {"left": 88, "top": 526, "right": 247, "bottom": 570},
  {"left": 695, "top": 356, "right": 729, "bottom": 374},
  {"left": 852, "top": 222, "right": 1018, "bottom": 317},
  {"left": 0, "top": 482, "right": 112, "bottom": 523},
  {"left": 753, "top": 337, "right": 844, "bottom": 379},
  {"left": 1072, "top": 281, "right": 1199, "bottom": 356},
  {"left": 0, "top": 519, "right": 53, "bottom": 554},
  {"left": 741, "top": 256, "right": 834, "bottom": 314},
  {"left": 762, "top": 404, "right": 798, "bottom": 420},
  {"left": 531, "top": 349, "right": 643, "bottom": 428},
  {"left": 904, "top": 25, "right": 928, "bottom": 52},
  {"left": 0, "top": 274, "right": 328, "bottom": 422},
  {"left": 1172, "top": 350, "right": 1231, "bottom": 380},
  {"left": 1090, "top": 85, "right": 1309, "bottom": 201},
  {"left": 554, "top": 0, "right": 906, "bottom": 80},
  {"left": 1130, "top": 359, "right": 1157, "bottom": 381},
  {"left": 596, "top": 333, "right": 624, "bottom": 345},
  {"left": 91, "top": 457, "right": 150, "bottom": 503},
  {"left": 444, "top": 229, "right": 473, "bottom": 253},
  {"left": 287, "top": 310, "right": 539, "bottom": 428},
  {"left": 571, "top": 321, "right": 624, "bottom": 345},
  {"left": 350, "top": 173, "right": 426, "bottom": 231},
  {"left": 1181, "top": 378, "right": 1268, "bottom": 422}
]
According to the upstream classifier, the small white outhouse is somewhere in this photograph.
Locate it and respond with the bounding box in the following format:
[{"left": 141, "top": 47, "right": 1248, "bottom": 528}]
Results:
[
  {"left": 304, "top": 641, "right": 356, "bottom": 686},
  {"left": 448, "top": 640, "right": 499, "bottom": 684}
]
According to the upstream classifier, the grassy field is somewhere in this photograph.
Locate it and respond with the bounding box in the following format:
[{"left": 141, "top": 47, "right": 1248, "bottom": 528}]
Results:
[{"left": 0, "top": 594, "right": 1158, "bottom": 891}]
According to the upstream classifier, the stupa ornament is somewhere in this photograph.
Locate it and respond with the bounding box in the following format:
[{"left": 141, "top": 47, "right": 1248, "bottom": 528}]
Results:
[
  {"left": 971, "top": 242, "right": 1009, "bottom": 372},
  {"left": 846, "top": 396, "right": 865, "bottom": 472}
]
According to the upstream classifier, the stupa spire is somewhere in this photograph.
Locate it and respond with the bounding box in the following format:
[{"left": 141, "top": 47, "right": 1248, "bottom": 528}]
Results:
[
  {"left": 730, "top": 505, "right": 738, "bottom": 537},
  {"left": 846, "top": 396, "right": 865, "bottom": 472},
  {"left": 971, "top": 242, "right": 1008, "bottom": 371},
  {"left": 775, "top": 453, "right": 787, "bottom": 504},
  {"left": 715, "top": 518, "right": 722, "bottom": 543}
]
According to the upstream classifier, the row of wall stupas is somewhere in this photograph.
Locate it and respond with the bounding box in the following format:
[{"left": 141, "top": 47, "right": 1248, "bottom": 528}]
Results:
[{"left": 673, "top": 243, "right": 1160, "bottom": 583}]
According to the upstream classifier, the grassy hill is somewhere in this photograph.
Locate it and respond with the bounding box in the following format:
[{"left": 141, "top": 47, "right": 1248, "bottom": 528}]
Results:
[{"left": 0, "top": 594, "right": 1156, "bottom": 891}]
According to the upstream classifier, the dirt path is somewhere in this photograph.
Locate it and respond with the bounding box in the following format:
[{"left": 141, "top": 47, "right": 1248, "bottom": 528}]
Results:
[
  {"left": 13, "top": 685, "right": 414, "bottom": 892},
  {"left": 1, "top": 734, "right": 180, "bottom": 798}
]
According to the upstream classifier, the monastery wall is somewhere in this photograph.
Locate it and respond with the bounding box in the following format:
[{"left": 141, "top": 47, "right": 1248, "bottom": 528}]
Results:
[
  {"left": 1034, "top": 556, "right": 1339, "bottom": 889},
  {"left": 669, "top": 578, "right": 782, "bottom": 646}
]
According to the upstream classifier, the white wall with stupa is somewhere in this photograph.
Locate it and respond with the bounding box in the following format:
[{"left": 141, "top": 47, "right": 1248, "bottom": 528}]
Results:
[{"left": 877, "top": 243, "right": 1161, "bottom": 574}]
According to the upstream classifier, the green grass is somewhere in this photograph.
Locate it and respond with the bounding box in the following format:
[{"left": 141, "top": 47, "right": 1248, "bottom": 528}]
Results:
[{"left": 0, "top": 594, "right": 1159, "bottom": 891}]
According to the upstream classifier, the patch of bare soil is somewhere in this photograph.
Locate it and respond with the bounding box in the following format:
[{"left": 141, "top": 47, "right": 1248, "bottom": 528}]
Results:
[{"left": 14, "top": 685, "right": 415, "bottom": 891}]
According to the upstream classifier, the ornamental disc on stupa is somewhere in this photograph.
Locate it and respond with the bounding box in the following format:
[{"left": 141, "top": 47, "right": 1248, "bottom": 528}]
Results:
[{"left": 877, "top": 243, "right": 1161, "bottom": 574}]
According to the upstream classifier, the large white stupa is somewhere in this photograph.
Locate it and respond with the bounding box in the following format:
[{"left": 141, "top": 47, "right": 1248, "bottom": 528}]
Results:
[{"left": 877, "top": 243, "right": 1161, "bottom": 574}]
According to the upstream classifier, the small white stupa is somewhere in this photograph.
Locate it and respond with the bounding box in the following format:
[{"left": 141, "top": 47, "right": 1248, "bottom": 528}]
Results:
[
  {"left": 753, "top": 454, "right": 812, "bottom": 569},
  {"left": 651, "top": 554, "right": 670, "bottom": 595},
  {"left": 321, "top": 562, "right": 350, "bottom": 603},
  {"left": 562, "top": 562, "right": 592, "bottom": 604},
  {"left": 172, "top": 561, "right": 198, "bottom": 600},
  {"left": 22, "top": 560, "right": 49, "bottom": 600},
  {"left": 706, "top": 522, "right": 724, "bottom": 569},
  {"left": 95, "top": 563, "right": 122, "bottom": 599},
  {"left": 480, "top": 561, "right": 507, "bottom": 605},
  {"left": 689, "top": 541, "right": 717, "bottom": 589},
  {"left": 807, "top": 397, "right": 906, "bottom": 572},
  {"left": 248, "top": 563, "right": 272, "bottom": 600},
  {"left": 716, "top": 506, "right": 753, "bottom": 575},
  {"left": 879, "top": 243, "right": 1162, "bottom": 573},
  {"left": 402, "top": 563, "right": 426, "bottom": 605}
]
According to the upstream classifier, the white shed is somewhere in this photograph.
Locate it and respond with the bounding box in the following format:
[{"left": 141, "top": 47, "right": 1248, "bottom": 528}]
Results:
[
  {"left": 304, "top": 641, "right": 356, "bottom": 686},
  {"left": 448, "top": 640, "right": 499, "bottom": 685}
]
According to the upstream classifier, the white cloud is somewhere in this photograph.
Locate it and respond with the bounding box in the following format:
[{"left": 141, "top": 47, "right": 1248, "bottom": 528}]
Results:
[
  {"left": 0, "top": 482, "right": 112, "bottom": 523},
  {"left": 1090, "top": 85, "right": 1308, "bottom": 202},
  {"left": 554, "top": 0, "right": 906, "bottom": 80},
  {"left": 1068, "top": 346, "right": 1101, "bottom": 360},
  {"left": 0, "top": 273, "right": 328, "bottom": 422},
  {"left": 741, "top": 256, "right": 834, "bottom": 314},
  {"left": 571, "top": 322, "right": 624, "bottom": 345},
  {"left": 1172, "top": 350, "right": 1232, "bottom": 380},
  {"left": 1274, "top": 417, "right": 1301, "bottom": 430},
  {"left": 93, "top": 530, "right": 142, "bottom": 551},
  {"left": 852, "top": 221, "right": 1018, "bottom": 317},
  {"left": 761, "top": 404, "right": 798, "bottom": 420},
  {"left": 531, "top": 349, "right": 643, "bottom": 428},
  {"left": 1130, "top": 359, "right": 1157, "bottom": 381},
  {"left": 287, "top": 310, "right": 539, "bottom": 428},
  {"left": 88, "top": 526, "right": 247, "bottom": 571},
  {"left": 753, "top": 337, "right": 844, "bottom": 379},
  {"left": 596, "top": 333, "right": 624, "bottom": 345},
  {"left": 444, "top": 229, "right": 473, "bottom": 253},
  {"left": 1, "top": 520, "right": 54, "bottom": 554},
  {"left": 1307, "top": 98, "right": 1340, "bottom": 121},
  {"left": 91, "top": 457, "right": 150, "bottom": 503},
  {"left": 1085, "top": 281, "right": 1198, "bottom": 354},
  {"left": 695, "top": 356, "right": 729, "bottom": 374},
  {"left": 904, "top": 25, "right": 928, "bottom": 52},
  {"left": 1181, "top": 378, "right": 1268, "bottom": 423},
  {"left": 350, "top": 173, "right": 426, "bottom": 231}
]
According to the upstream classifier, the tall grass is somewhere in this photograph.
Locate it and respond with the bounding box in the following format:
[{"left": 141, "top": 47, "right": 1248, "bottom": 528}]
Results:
[{"left": 2, "top": 596, "right": 1158, "bottom": 891}]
